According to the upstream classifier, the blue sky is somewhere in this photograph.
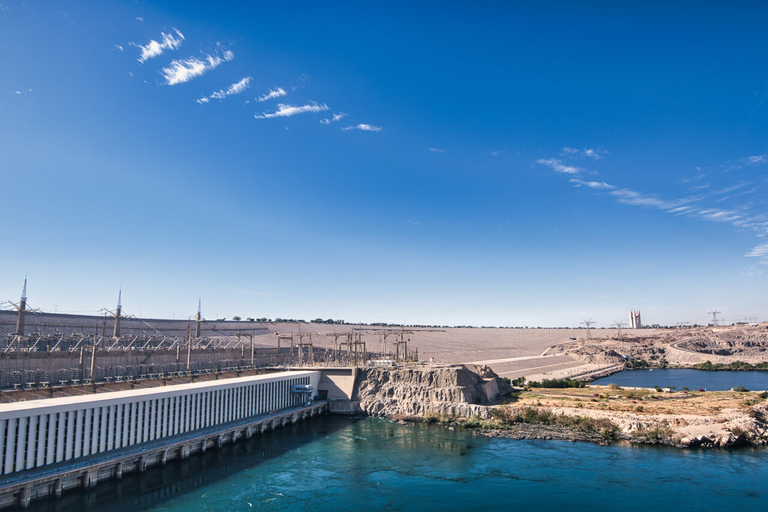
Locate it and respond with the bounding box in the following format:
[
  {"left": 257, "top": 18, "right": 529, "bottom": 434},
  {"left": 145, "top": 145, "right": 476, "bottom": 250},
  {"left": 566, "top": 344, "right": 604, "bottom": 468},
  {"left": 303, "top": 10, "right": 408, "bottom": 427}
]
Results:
[{"left": 1, "top": 0, "right": 767, "bottom": 327}]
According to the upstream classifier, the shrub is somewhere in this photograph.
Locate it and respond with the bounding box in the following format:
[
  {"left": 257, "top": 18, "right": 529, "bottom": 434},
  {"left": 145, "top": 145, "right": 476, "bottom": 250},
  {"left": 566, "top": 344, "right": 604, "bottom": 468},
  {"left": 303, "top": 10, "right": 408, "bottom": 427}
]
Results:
[
  {"left": 510, "top": 377, "right": 526, "bottom": 387},
  {"left": 632, "top": 426, "right": 674, "bottom": 441},
  {"left": 529, "top": 378, "right": 586, "bottom": 389},
  {"left": 733, "top": 386, "right": 750, "bottom": 392}
]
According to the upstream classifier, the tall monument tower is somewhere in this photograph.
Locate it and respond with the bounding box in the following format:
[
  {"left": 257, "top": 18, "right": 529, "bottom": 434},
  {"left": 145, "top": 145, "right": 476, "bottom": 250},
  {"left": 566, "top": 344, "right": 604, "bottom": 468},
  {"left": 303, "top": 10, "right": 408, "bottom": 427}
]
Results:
[{"left": 628, "top": 310, "right": 642, "bottom": 329}]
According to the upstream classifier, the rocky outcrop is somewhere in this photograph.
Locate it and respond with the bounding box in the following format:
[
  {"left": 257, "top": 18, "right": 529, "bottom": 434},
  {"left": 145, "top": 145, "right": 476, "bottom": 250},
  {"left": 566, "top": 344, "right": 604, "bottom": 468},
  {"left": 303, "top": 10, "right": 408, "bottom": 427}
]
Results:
[{"left": 354, "top": 366, "right": 495, "bottom": 418}]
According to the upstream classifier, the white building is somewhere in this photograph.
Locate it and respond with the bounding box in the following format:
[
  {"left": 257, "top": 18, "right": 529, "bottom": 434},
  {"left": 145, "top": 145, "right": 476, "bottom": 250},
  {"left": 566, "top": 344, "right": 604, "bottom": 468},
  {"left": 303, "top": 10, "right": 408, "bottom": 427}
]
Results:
[{"left": 0, "top": 371, "right": 319, "bottom": 476}]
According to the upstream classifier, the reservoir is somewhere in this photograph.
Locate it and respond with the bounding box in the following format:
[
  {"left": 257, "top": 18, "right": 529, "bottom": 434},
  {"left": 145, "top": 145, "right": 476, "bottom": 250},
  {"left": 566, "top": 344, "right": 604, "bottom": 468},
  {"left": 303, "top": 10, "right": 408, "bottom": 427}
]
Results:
[
  {"left": 592, "top": 369, "right": 768, "bottom": 391},
  {"left": 24, "top": 416, "right": 768, "bottom": 512}
]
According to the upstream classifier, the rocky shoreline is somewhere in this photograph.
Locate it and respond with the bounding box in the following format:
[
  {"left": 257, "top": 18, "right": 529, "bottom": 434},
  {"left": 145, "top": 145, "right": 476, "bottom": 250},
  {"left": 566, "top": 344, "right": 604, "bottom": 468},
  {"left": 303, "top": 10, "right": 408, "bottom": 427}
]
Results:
[
  {"left": 391, "top": 414, "right": 763, "bottom": 449},
  {"left": 348, "top": 364, "right": 768, "bottom": 450}
]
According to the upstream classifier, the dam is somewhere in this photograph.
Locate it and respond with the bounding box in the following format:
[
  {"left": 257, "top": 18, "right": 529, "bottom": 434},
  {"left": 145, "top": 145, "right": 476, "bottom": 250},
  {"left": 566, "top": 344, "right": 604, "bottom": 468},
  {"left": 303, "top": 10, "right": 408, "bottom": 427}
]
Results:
[{"left": 0, "top": 370, "right": 324, "bottom": 509}]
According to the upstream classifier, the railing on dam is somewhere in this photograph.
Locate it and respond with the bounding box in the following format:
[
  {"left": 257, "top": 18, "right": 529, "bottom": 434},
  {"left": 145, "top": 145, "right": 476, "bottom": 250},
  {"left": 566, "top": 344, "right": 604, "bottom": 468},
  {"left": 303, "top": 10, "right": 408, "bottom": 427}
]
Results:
[{"left": 0, "top": 371, "right": 321, "bottom": 476}]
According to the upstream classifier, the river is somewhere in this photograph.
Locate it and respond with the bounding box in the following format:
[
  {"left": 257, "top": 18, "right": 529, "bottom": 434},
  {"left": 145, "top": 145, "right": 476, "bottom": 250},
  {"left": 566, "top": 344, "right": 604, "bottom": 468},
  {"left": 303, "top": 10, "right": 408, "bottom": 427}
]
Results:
[
  {"left": 592, "top": 369, "right": 768, "bottom": 391},
  {"left": 25, "top": 415, "right": 768, "bottom": 512}
]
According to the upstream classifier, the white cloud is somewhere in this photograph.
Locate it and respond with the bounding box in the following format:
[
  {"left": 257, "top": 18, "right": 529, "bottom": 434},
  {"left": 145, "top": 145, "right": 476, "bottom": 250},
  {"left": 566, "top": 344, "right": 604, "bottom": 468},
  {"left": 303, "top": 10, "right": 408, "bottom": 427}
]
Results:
[
  {"left": 681, "top": 171, "right": 707, "bottom": 184},
  {"left": 135, "top": 28, "right": 184, "bottom": 64},
  {"left": 196, "top": 97, "right": 209, "bottom": 104},
  {"left": 570, "top": 178, "right": 614, "bottom": 190},
  {"left": 135, "top": 16, "right": 144, "bottom": 22},
  {"left": 210, "top": 77, "right": 251, "bottom": 99},
  {"left": 608, "top": 189, "right": 678, "bottom": 209},
  {"left": 342, "top": 123, "right": 383, "bottom": 132},
  {"left": 256, "top": 87, "right": 287, "bottom": 102},
  {"left": 255, "top": 102, "right": 329, "bottom": 119},
  {"left": 584, "top": 149, "right": 605, "bottom": 159},
  {"left": 536, "top": 158, "right": 581, "bottom": 175},
  {"left": 489, "top": 151, "right": 503, "bottom": 157},
  {"left": 542, "top": 149, "right": 768, "bottom": 260},
  {"left": 723, "top": 154, "right": 767, "bottom": 172},
  {"left": 562, "top": 147, "right": 606, "bottom": 159},
  {"left": 162, "top": 49, "right": 234, "bottom": 85},
  {"left": 320, "top": 112, "right": 347, "bottom": 124},
  {"left": 745, "top": 243, "right": 768, "bottom": 258},
  {"left": 115, "top": 44, "right": 124, "bottom": 51},
  {"left": 429, "top": 147, "right": 445, "bottom": 153},
  {"left": 12, "top": 90, "right": 21, "bottom": 95}
]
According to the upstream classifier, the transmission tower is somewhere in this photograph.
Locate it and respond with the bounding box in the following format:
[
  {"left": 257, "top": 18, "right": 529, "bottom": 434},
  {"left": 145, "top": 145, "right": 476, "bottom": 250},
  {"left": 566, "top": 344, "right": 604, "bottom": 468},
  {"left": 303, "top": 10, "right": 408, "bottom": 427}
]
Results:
[
  {"left": 708, "top": 310, "right": 721, "bottom": 326},
  {"left": 611, "top": 321, "right": 626, "bottom": 340},
  {"left": 6, "top": 276, "right": 39, "bottom": 336},
  {"left": 99, "top": 289, "right": 133, "bottom": 338},
  {"left": 580, "top": 319, "right": 595, "bottom": 340}
]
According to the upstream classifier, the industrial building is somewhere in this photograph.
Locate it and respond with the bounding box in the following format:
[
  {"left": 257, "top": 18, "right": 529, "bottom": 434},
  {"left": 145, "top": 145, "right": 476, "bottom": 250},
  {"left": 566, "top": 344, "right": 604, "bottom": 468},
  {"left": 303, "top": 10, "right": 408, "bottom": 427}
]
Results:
[{"left": 0, "top": 370, "right": 319, "bottom": 476}]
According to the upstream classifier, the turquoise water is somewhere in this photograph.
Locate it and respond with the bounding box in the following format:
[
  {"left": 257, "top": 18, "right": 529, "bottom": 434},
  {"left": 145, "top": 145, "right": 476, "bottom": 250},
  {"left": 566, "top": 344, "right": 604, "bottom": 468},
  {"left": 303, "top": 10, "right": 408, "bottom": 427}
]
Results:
[
  {"left": 592, "top": 369, "right": 768, "bottom": 391},
  {"left": 29, "top": 416, "right": 768, "bottom": 512}
]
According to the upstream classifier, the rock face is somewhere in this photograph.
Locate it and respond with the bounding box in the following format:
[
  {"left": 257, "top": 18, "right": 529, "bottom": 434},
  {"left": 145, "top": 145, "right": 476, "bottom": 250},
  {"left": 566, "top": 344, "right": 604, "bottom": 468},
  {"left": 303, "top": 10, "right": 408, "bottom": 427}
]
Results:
[{"left": 354, "top": 366, "right": 493, "bottom": 418}]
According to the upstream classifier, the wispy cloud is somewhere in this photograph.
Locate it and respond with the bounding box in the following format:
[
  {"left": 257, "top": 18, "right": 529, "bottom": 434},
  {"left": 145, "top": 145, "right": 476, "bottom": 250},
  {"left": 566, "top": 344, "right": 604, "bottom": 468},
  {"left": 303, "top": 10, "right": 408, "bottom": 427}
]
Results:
[
  {"left": 196, "top": 97, "right": 210, "bottom": 104},
  {"left": 606, "top": 188, "right": 768, "bottom": 237},
  {"left": 255, "top": 102, "right": 329, "bottom": 119},
  {"left": 135, "top": 16, "right": 144, "bottom": 22},
  {"left": 429, "top": 147, "right": 445, "bottom": 153},
  {"left": 570, "top": 178, "right": 614, "bottom": 190},
  {"left": 536, "top": 158, "right": 581, "bottom": 175},
  {"left": 723, "top": 154, "right": 767, "bottom": 172},
  {"left": 320, "top": 112, "right": 347, "bottom": 124},
  {"left": 342, "top": 123, "right": 383, "bottom": 132},
  {"left": 584, "top": 149, "right": 606, "bottom": 160},
  {"left": 135, "top": 28, "right": 184, "bottom": 64},
  {"left": 681, "top": 170, "right": 707, "bottom": 184},
  {"left": 489, "top": 150, "right": 503, "bottom": 157},
  {"left": 745, "top": 243, "right": 768, "bottom": 258},
  {"left": 256, "top": 87, "right": 287, "bottom": 102},
  {"left": 562, "top": 147, "right": 607, "bottom": 160},
  {"left": 608, "top": 188, "right": 679, "bottom": 209},
  {"left": 12, "top": 90, "right": 21, "bottom": 95},
  {"left": 540, "top": 149, "right": 768, "bottom": 260},
  {"left": 209, "top": 77, "right": 251, "bottom": 99},
  {"left": 162, "top": 48, "right": 234, "bottom": 85}
]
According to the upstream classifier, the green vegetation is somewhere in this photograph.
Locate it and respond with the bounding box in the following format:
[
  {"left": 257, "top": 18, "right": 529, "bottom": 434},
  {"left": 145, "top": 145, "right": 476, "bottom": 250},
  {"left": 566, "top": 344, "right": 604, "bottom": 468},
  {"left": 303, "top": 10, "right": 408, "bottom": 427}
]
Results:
[
  {"left": 631, "top": 425, "right": 674, "bottom": 441},
  {"left": 625, "top": 358, "right": 650, "bottom": 369},
  {"left": 733, "top": 386, "right": 750, "bottom": 392},
  {"left": 423, "top": 412, "right": 455, "bottom": 424},
  {"left": 527, "top": 378, "right": 586, "bottom": 389},
  {"left": 510, "top": 377, "right": 526, "bottom": 387},
  {"left": 461, "top": 406, "right": 619, "bottom": 437},
  {"left": 693, "top": 360, "right": 768, "bottom": 371},
  {"left": 730, "top": 426, "right": 746, "bottom": 437}
]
